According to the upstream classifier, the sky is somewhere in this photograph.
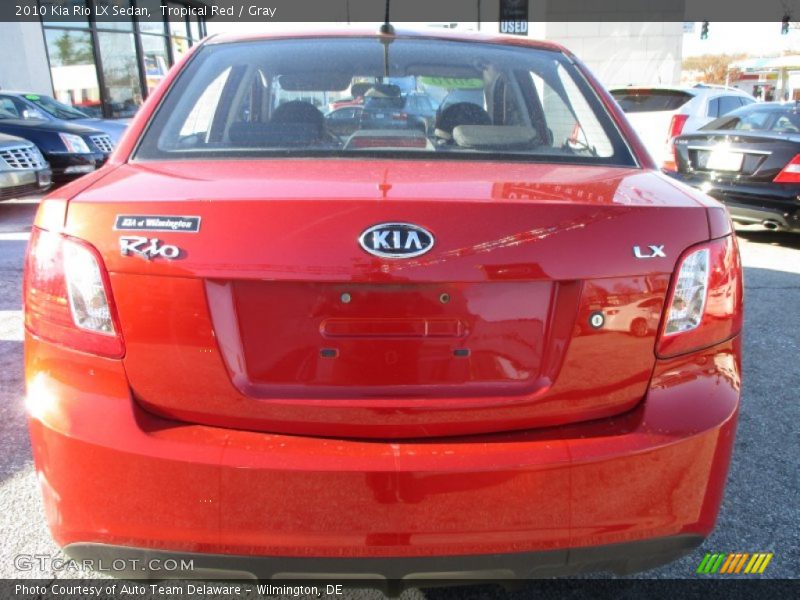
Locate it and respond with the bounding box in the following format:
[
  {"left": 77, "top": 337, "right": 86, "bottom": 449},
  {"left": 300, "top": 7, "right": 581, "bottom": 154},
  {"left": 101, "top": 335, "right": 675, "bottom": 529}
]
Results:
[
  {"left": 682, "top": 22, "right": 800, "bottom": 56},
  {"left": 207, "top": 21, "right": 800, "bottom": 59}
]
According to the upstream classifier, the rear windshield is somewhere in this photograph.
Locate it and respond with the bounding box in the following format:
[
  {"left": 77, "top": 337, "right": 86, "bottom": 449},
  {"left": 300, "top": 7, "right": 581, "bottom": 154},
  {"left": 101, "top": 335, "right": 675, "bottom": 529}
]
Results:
[
  {"left": 26, "top": 95, "right": 88, "bottom": 120},
  {"left": 610, "top": 89, "right": 693, "bottom": 113},
  {"left": 136, "top": 37, "right": 634, "bottom": 166},
  {"left": 705, "top": 106, "right": 800, "bottom": 133}
]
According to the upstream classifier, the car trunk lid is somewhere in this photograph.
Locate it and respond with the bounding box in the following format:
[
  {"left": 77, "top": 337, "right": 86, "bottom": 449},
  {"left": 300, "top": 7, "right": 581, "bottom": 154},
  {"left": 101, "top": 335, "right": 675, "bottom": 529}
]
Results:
[
  {"left": 675, "top": 130, "right": 800, "bottom": 183},
  {"left": 63, "top": 159, "right": 710, "bottom": 438}
]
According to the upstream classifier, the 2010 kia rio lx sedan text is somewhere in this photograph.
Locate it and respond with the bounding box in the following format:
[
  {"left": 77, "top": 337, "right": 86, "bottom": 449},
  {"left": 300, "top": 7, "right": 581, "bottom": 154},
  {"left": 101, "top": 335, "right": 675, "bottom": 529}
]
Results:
[{"left": 23, "top": 29, "right": 743, "bottom": 586}]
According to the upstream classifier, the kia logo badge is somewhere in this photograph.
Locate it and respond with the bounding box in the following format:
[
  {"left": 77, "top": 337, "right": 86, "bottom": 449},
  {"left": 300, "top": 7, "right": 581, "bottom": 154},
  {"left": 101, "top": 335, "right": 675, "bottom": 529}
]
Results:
[{"left": 358, "top": 222, "right": 434, "bottom": 259}]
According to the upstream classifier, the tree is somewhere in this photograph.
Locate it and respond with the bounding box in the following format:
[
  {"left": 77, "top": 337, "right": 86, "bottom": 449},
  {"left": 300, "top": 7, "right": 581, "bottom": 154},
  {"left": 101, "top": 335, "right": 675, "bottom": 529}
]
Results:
[
  {"left": 682, "top": 54, "right": 747, "bottom": 84},
  {"left": 52, "top": 31, "right": 94, "bottom": 66}
]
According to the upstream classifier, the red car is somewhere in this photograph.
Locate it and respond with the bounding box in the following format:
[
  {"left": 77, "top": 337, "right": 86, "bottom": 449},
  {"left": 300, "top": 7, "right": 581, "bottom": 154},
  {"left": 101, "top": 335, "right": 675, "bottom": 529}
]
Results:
[
  {"left": 24, "top": 28, "right": 743, "bottom": 587},
  {"left": 328, "top": 95, "right": 364, "bottom": 111}
]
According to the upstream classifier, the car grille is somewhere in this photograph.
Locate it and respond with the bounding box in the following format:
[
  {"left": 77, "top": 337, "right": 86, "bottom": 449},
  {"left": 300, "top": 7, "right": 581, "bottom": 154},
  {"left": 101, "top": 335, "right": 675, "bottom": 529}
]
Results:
[
  {"left": 0, "top": 182, "right": 40, "bottom": 200},
  {"left": 0, "top": 145, "right": 47, "bottom": 170},
  {"left": 90, "top": 135, "right": 114, "bottom": 154}
]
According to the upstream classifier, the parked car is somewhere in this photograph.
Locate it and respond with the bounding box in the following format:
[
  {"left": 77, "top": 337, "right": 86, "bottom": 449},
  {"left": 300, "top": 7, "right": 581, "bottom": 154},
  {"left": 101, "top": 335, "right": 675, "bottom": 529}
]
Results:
[
  {"left": 358, "top": 85, "right": 429, "bottom": 132},
  {"left": 24, "top": 29, "right": 744, "bottom": 587},
  {"left": 327, "top": 83, "right": 373, "bottom": 112},
  {"left": 0, "top": 109, "right": 112, "bottom": 185},
  {"left": 603, "top": 296, "right": 664, "bottom": 337},
  {"left": 0, "top": 91, "right": 128, "bottom": 145},
  {"left": 403, "top": 91, "right": 437, "bottom": 130},
  {"left": 610, "top": 84, "right": 755, "bottom": 169},
  {"left": 670, "top": 101, "right": 800, "bottom": 232},
  {"left": 327, "top": 96, "right": 364, "bottom": 112},
  {"left": 0, "top": 133, "right": 51, "bottom": 200}
]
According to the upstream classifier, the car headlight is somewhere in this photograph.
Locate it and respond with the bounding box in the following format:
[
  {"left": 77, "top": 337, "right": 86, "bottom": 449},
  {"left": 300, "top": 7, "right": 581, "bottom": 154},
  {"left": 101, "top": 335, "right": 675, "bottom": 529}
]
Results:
[{"left": 58, "top": 133, "right": 91, "bottom": 154}]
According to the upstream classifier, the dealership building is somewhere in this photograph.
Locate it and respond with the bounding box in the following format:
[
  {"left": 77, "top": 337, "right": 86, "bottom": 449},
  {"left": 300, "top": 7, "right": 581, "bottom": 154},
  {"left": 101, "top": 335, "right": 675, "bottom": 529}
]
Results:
[
  {"left": 0, "top": 2, "right": 682, "bottom": 120},
  {"left": 0, "top": 1, "right": 207, "bottom": 119}
]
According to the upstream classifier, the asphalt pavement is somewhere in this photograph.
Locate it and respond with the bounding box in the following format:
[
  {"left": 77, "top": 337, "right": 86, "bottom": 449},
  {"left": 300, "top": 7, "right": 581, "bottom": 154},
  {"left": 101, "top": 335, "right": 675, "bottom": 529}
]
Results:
[{"left": 0, "top": 197, "right": 797, "bottom": 597}]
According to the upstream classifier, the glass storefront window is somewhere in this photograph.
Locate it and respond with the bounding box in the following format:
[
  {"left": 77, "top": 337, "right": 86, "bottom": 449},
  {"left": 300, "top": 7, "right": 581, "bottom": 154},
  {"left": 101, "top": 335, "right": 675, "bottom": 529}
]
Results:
[
  {"left": 40, "top": 0, "right": 90, "bottom": 29},
  {"left": 171, "top": 35, "right": 190, "bottom": 62},
  {"left": 167, "top": 6, "right": 190, "bottom": 60},
  {"left": 137, "top": 0, "right": 167, "bottom": 34},
  {"left": 97, "top": 31, "right": 143, "bottom": 118},
  {"left": 188, "top": 15, "right": 200, "bottom": 41},
  {"left": 167, "top": 7, "right": 188, "bottom": 38},
  {"left": 44, "top": 29, "right": 102, "bottom": 116},
  {"left": 42, "top": 1, "right": 203, "bottom": 118},
  {"left": 141, "top": 34, "right": 169, "bottom": 94},
  {"left": 92, "top": 1, "right": 134, "bottom": 31}
]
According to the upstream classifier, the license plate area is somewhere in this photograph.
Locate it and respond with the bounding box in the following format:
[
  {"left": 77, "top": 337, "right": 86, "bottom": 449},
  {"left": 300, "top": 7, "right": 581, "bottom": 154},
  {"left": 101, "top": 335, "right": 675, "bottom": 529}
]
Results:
[
  {"left": 706, "top": 149, "right": 743, "bottom": 171},
  {"left": 37, "top": 170, "right": 52, "bottom": 187},
  {"left": 231, "top": 281, "right": 551, "bottom": 397}
]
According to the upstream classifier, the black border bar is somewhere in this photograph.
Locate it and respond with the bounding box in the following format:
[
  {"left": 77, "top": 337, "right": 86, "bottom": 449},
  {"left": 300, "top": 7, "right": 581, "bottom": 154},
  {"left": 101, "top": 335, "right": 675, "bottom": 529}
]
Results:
[{"left": 6, "top": 1, "right": 800, "bottom": 23}]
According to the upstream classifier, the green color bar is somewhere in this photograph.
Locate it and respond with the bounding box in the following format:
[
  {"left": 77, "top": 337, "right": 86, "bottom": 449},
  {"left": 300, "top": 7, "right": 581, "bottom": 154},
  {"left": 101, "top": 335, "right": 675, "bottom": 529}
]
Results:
[{"left": 696, "top": 553, "right": 713, "bottom": 573}]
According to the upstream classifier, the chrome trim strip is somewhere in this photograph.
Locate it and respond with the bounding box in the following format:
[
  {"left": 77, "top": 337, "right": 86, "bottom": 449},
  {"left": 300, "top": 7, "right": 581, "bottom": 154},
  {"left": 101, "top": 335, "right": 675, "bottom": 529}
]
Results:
[{"left": 686, "top": 146, "right": 772, "bottom": 156}]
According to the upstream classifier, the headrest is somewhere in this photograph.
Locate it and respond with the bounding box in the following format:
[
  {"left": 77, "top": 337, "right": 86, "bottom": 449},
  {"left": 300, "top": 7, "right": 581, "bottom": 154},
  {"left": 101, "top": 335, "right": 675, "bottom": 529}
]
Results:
[
  {"left": 434, "top": 102, "right": 491, "bottom": 140},
  {"left": 271, "top": 101, "right": 324, "bottom": 131},
  {"left": 452, "top": 125, "right": 538, "bottom": 150}
]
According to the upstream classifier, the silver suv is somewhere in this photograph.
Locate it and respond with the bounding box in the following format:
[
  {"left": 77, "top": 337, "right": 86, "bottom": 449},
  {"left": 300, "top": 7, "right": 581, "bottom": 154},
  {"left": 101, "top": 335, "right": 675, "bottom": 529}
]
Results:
[
  {"left": 0, "top": 133, "right": 51, "bottom": 200},
  {"left": 610, "top": 84, "right": 755, "bottom": 169}
]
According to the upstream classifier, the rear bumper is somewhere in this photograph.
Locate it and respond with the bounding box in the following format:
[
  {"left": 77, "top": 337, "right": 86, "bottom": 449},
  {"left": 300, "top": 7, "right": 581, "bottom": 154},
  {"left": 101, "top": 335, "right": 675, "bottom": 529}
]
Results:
[
  {"left": 45, "top": 152, "right": 106, "bottom": 182},
  {"left": 669, "top": 172, "right": 800, "bottom": 231},
  {"left": 0, "top": 167, "right": 51, "bottom": 199},
  {"left": 64, "top": 535, "right": 704, "bottom": 582},
  {"left": 26, "top": 333, "right": 741, "bottom": 574}
]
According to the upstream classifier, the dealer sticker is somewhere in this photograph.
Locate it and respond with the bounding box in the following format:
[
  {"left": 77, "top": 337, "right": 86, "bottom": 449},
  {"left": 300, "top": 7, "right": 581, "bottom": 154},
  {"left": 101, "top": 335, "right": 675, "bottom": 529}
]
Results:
[{"left": 114, "top": 215, "right": 201, "bottom": 233}]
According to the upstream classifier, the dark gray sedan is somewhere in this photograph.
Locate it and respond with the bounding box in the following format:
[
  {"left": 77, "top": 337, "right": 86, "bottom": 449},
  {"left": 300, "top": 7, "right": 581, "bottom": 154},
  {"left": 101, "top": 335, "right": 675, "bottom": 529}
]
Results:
[
  {"left": 0, "top": 133, "right": 51, "bottom": 201},
  {"left": 0, "top": 91, "right": 128, "bottom": 145}
]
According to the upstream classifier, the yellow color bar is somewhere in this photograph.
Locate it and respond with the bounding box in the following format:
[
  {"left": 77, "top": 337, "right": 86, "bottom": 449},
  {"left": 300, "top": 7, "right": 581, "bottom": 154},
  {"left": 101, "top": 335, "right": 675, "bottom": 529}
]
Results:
[
  {"left": 759, "top": 553, "right": 773, "bottom": 573},
  {"left": 744, "top": 554, "right": 759, "bottom": 573}
]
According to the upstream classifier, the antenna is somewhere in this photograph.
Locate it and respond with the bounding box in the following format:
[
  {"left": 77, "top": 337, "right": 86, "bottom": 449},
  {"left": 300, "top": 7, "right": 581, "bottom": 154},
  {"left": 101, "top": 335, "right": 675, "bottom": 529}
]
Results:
[
  {"left": 379, "top": 0, "right": 395, "bottom": 35},
  {"left": 377, "top": 0, "right": 394, "bottom": 81}
]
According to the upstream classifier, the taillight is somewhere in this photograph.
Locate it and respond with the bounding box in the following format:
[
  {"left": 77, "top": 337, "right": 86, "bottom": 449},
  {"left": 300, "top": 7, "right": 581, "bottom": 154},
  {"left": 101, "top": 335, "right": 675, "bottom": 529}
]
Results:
[
  {"left": 24, "top": 227, "right": 124, "bottom": 358},
  {"left": 348, "top": 136, "right": 428, "bottom": 149},
  {"left": 662, "top": 142, "right": 679, "bottom": 172},
  {"left": 773, "top": 154, "right": 800, "bottom": 183},
  {"left": 667, "top": 114, "right": 689, "bottom": 140},
  {"left": 656, "top": 235, "right": 743, "bottom": 358},
  {"left": 391, "top": 112, "right": 408, "bottom": 121},
  {"left": 662, "top": 114, "right": 689, "bottom": 171}
]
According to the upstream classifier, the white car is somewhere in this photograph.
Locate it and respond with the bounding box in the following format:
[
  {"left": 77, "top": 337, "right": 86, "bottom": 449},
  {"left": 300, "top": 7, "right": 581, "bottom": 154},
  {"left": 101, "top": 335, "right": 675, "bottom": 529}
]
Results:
[
  {"left": 610, "top": 85, "right": 755, "bottom": 169},
  {"left": 603, "top": 296, "right": 663, "bottom": 338}
]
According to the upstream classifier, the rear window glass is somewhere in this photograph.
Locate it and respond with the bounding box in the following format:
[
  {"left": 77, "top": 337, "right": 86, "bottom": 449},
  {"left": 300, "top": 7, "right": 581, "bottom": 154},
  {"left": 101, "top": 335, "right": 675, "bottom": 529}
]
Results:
[
  {"left": 711, "top": 107, "right": 800, "bottom": 133},
  {"left": 136, "top": 38, "right": 633, "bottom": 166},
  {"left": 610, "top": 89, "right": 693, "bottom": 113},
  {"left": 718, "top": 96, "right": 743, "bottom": 116}
]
